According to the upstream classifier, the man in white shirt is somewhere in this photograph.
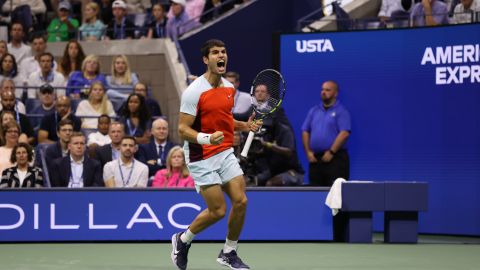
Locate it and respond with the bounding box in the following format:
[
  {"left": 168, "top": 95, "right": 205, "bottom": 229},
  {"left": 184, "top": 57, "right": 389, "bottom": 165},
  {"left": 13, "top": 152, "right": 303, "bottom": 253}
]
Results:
[
  {"left": 20, "top": 35, "right": 58, "bottom": 84},
  {"left": 103, "top": 136, "right": 148, "bottom": 187},
  {"left": 0, "top": 79, "right": 26, "bottom": 113},
  {"left": 87, "top": 114, "right": 112, "bottom": 149},
  {"left": 27, "top": 52, "right": 65, "bottom": 98},
  {"left": 453, "top": 0, "right": 480, "bottom": 23},
  {"left": 225, "top": 71, "right": 252, "bottom": 121},
  {"left": 7, "top": 22, "right": 31, "bottom": 64}
]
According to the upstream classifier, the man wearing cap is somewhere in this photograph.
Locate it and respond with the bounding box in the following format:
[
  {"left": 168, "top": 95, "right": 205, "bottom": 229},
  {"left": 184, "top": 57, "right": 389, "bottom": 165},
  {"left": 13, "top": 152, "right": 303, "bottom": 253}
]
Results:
[
  {"left": 29, "top": 84, "right": 57, "bottom": 129},
  {"left": 47, "top": 1, "right": 80, "bottom": 42},
  {"left": 27, "top": 52, "right": 66, "bottom": 98},
  {"left": 166, "top": 0, "right": 200, "bottom": 39},
  {"left": 106, "top": 0, "right": 136, "bottom": 40}
]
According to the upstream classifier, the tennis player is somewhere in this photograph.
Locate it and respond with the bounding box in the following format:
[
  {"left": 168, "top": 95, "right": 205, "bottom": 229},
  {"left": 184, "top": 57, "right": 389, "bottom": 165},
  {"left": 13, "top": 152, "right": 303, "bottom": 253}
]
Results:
[{"left": 171, "top": 39, "right": 261, "bottom": 270}]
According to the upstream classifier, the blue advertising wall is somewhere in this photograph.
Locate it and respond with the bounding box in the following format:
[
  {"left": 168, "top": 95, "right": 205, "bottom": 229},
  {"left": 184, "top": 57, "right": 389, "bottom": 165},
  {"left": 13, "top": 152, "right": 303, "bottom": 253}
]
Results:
[
  {"left": 280, "top": 24, "right": 480, "bottom": 236},
  {"left": 0, "top": 189, "right": 332, "bottom": 242}
]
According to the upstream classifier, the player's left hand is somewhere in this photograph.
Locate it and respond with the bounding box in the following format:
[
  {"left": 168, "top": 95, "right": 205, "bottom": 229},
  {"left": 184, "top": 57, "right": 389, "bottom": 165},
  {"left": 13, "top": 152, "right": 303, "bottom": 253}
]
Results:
[{"left": 247, "top": 112, "right": 262, "bottom": 132}]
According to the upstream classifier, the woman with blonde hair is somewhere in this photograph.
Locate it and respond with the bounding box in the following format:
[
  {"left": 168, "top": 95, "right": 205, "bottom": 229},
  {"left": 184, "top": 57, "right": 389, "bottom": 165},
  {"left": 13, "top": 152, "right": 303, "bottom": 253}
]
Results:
[
  {"left": 75, "top": 81, "right": 116, "bottom": 129},
  {"left": 106, "top": 55, "right": 139, "bottom": 107},
  {"left": 66, "top": 54, "right": 108, "bottom": 99},
  {"left": 152, "top": 146, "right": 194, "bottom": 188},
  {"left": 79, "top": 2, "right": 106, "bottom": 41}
]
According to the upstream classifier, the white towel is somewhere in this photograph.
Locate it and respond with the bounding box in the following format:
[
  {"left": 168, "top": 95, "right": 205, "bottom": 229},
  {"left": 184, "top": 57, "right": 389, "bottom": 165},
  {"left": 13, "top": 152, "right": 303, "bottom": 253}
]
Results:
[{"left": 325, "top": 178, "right": 347, "bottom": 216}]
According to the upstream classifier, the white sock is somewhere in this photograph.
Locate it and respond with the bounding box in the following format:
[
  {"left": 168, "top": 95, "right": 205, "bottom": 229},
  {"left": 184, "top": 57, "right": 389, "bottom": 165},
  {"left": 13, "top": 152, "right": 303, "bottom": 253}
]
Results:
[
  {"left": 223, "top": 238, "right": 238, "bottom": 253},
  {"left": 180, "top": 229, "right": 196, "bottom": 244}
]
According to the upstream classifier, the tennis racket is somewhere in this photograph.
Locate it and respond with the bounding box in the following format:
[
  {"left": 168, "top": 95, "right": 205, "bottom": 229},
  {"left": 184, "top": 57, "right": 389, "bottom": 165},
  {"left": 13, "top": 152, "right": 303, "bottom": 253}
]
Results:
[{"left": 240, "top": 69, "right": 286, "bottom": 158}]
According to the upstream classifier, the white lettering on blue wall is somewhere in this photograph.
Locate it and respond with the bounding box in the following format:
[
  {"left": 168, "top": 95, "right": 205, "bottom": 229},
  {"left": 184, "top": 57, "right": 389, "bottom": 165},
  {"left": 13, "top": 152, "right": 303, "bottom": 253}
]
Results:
[{"left": 296, "top": 39, "right": 334, "bottom": 53}]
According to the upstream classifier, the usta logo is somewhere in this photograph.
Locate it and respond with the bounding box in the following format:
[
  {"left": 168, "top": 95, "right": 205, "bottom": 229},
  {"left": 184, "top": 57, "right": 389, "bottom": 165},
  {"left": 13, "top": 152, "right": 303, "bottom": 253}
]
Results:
[{"left": 296, "top": 39, "right": 334, "bottom": 53}]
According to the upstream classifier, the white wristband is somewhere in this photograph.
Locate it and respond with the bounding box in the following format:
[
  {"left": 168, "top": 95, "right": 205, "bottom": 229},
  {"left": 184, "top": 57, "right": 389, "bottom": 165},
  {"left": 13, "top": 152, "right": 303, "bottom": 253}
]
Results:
[{"left": 196, "top": 132, "right": 212, "bottom": 145}]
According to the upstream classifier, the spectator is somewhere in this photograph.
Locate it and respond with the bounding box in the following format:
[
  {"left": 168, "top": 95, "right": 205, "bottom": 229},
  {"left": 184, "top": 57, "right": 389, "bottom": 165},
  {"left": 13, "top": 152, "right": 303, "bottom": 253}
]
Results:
[
  {"left": 224, "top": 71, "right": 251, "bottom": 121},
  {"left": 6, "top": 22, "right": 31, "bottom": 64},
  {"left": 378, "top": 0, "right": 404, "bottom": 25},
  {"left": 103, "top": 136, "right": 148, "bottom": 187},
  {"left": 50, "top": 132, "right": 104, "bottom": 187},
  {"left": 453, "top": 0, "right": 480, "bottom": 23},
  {"left": 87, "top": 114, "right": 112, "bottom": 152},
  {"left": 118, "top": 93, "right": 150, "bottom": 143},
  {"left": 152, "top": 146, "right": 194, "bottom": 187},
  {"left": 106, "top": 54, "right": 139, "bottom": 109},
  {"left": 0, "top": 142, "right": 43, "bottom": 188},
  {"left": 0, "top": 121, "right": 21, "bottom": 174},
  {"left": 42, "top": 119, "right": 73, "bottom": 172},
  {"left": 29, "top": 84, "right": 57, "bottom": 130},
  {"left": 79, "top": 2, "right": 107, "bottom": 41},
  {"left": 0, "top": 53, "right": 25, "bottom": 98},
  {"left": 58, "top": 40, "right": 86, "bottom": 79},
  {"left": 124, "top": 0, "right": 152, "bottom": 33},
  {"left": 66, "top": 54, "right": 107, "bottom": 99},
  {"left": 27, "top": 52, "right": 66, "bottom": 98},
  {"left": 2, "top": 1, "right": 47, "bottom": 19},
  {"left": 301, "top": 80, "right": 351, "bottom": 186},
  {"left": 20, "top": 34, "right": 59, "bottom": 81},
  {"left": 0, "top": 110, "right": 28, "bottom": 144},
  {"left": 166, "top": 0, "right": 200, "bottom": 39},
  {"left": 37, "top": 96, "right": 82, "bottom": 144},
  {"left": 105, "top": 0, "right": 136, "bottom": 40},
  {"left": 0, "top": 40, "right": 8, "bottom": 59},
  {"left": 94, "top": 121, "right": 125, "bottom": 167},
  {"left": 147, "top": 3, "right": 168, "bottom": 38},
  {"left": 167, "top": 0, "right": 206, "bottom": 23},
  {"left": 47, "top": 1, "right": 80, "bottom": 42},
  {"left": 0, "top": 90, "right": 34, "bottom": 144},
  {"left": 75, "top": 81, "right": 116, "bottom": 129},
  {"left": 411, "top": 0, "right": 449, "bottom": 26},
  {"left": 0, "top": 78, "right": 26, "bottom": 113},
  {"left": 118, "top": 82, "right": 162, "bottom": 116},
  {"left": 137, "top": 117, "right": 177, "bottom": 177}
]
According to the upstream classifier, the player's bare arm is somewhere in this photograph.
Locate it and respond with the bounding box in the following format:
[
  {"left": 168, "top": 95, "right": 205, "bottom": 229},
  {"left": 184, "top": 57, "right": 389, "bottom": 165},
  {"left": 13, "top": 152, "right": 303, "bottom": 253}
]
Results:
[
  {"left": 234, "top": 113, "right": 263, "bottom": 132},
  {"left": 178, "top": 112, "right": 224, "bottom": 145}
]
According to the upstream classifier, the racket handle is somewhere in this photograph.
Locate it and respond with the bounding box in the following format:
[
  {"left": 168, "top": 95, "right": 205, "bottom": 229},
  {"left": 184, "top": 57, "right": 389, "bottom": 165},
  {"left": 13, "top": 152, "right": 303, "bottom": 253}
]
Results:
[{"left": 240, "top": 131, "right": 255, "bottom": 158}]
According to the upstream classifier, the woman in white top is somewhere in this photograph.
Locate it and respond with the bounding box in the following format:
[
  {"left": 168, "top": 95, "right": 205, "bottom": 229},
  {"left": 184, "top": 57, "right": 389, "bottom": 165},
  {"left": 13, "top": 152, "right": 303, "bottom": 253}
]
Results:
[
  {"left": 0, "top": 121, "right": 20, "bottom": 175},
  {"left": 75, "top": 81, "right": 116, "bottom": 130},
  {"left": 79, "top": 2, "right": 106, "bottom": 41},
  {"left": 0, "top": 142, "right": 43, "bottom": 188}
]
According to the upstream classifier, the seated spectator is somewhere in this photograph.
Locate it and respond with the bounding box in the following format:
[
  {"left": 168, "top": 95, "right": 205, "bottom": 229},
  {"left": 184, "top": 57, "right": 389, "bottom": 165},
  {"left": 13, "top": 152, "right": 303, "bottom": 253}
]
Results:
[
  {"left": 87, "top": 114, "right": 112, "bottom": 153},
  {"left": 453, "top": 0, "right": 480, "bottom": 23},
  {"left": 166, "top": 0, "right": 200, "bottom": 39},
  {"left": 411, "top": 0, "right": 449, "bottom": 26},
  {"left": 27, "top": 53, "right": 66, "bottom": 98},
  {"left": 20, "top": 34, "right": 59, "bottom": 81},
  {"left": 0, "top": 111, "right": 28, "bottom": 144},
  {"left": 124, "top": 0, "right": 151, "bottom": 35},
  {"left": 167, "top": 0, "right": 206, "bottom": 23},
  {"left": 0, "top": 40, "right": 8, "bottom": 59},
  {"left": 28, "top": 84, "right": 56, "bottom": 130},
  {"left": 105, "top": 0, "right": 136, "bottom": 40},
  {"left": 75, "top": 81, "right": 116, "bottom": 130},
  {"left": 118, "top": 93, "right": 151, "bottom": 143},
  {"left": 0, "top": 90, "right": 34, "bottom": 144},
  {"left": 94, "top": 122, "right": 125, "bottom": 167},
  {"left": 66, "top": 54, "right": 108, "bottom": 99},
  {"left": 0, "top": 121, "right": 21, "bottom": 175},
  {"left": 0, "top": 53, "right": 25, "bottom": 98},
  {"left": 6, "top": 22, "right": 31, "bottom": 64},
  {"left": 137, "top": 118, "right": 177, "bottom": 177},
  {"left": 118, "top": 82, "right": 162, "bottom": 116},
  {"left": 225, "top": 71, "right": 251, "bottom": 121},
  {"left": 103, "top": 136, "right": 148, "bottom": 187},
  {"left": 37, "top": 96, "right": 82, "bottom": 144},
  {"left": 152, "top": 146, "right": 194, "bottom": 187},
  {"left": 0, "top": 143, "right": 43, "bottom": 188},
  {"left": 106, "top": 54, "right": 139, "bottom": 109},
  {"left": 79, "top": 2, "right": 107, "bottom": 41},
  {"left": 50, "top": 132, "right": 104, "bottom": 187},
  {"left": 0, "top": 79, "right": 26, "bottom": 114},
  {"left": 47, "top": 1, "right": 80, "bottom": 42},
  {"left": 147, "top": 3, "right": 168, "bottom": 38},
  {"left": 378, "top": 0, "right": 404, "bottom": 26},
  {"left": 58, "top": 40, "right": 86, "bottom": 79},
  {"left": 42, "top": 119, "right": 73, "bottom": 172},
  {"left": 2, "top": 1, "right": 47, "bottom": 32}
]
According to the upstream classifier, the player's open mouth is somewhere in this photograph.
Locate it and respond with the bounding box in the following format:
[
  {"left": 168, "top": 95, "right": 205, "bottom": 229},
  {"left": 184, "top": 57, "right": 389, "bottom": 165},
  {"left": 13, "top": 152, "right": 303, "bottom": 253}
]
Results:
[{"left": 217, "top": 60, "right": 225, "bottom": 68}]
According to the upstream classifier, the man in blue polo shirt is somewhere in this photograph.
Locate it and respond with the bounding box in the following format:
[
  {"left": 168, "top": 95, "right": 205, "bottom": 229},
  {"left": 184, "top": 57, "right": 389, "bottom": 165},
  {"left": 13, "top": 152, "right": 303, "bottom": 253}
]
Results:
[{"left": 301, "top": 80, "right": 351, "bottom": 186}]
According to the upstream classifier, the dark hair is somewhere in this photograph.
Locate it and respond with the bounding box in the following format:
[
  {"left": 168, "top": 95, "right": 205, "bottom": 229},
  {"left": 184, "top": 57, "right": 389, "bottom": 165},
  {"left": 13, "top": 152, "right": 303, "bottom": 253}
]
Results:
[
  {"left": 201, "top": 39, "right": 226, "bottom": 58},
  {"left": 0, "top": 53, "right": 18, "bottom": 77},
  {"left": 121, "top": 135, "right": 137, "bottom": 145},
  {"left": 60, "top": 40, "right": 86, "bottom": 77},
  {"left": 57, "top": 118, "right": 74, "bottom": 132},
  {"left": 69, "top": 131, "right": 85, "bottom": 142},
  {"left": 10, "top": 142, "right": 33, "bottom": 163},
  {"left": 98, "top": 114, "right": 111, "bottom": 122},
  {"left": 31, "top": 33, "right": 47, "bottom": 43},
  {"left": 121, "top": 93, "right": 151, "bottom": 130},
  {"left": 225, "top": 71, "right": 239, "bottom": 81},
  {"left": 39, "top": 52, "right": 54, "bottom": 63}
]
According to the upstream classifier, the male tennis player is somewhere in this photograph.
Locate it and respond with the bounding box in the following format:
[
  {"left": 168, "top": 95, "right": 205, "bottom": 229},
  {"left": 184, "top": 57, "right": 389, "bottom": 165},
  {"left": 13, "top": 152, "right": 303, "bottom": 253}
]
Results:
[{"left": 172, "top": 39, "right": 261, "bottom": 270}]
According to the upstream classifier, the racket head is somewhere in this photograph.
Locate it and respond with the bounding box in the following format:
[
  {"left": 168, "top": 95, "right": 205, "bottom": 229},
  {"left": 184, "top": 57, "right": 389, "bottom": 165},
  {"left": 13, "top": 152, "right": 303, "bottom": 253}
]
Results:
[{"left": 249, "top": 69, "right": 286, "bottom": 118}]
